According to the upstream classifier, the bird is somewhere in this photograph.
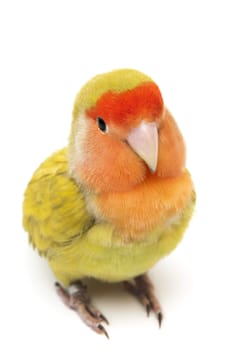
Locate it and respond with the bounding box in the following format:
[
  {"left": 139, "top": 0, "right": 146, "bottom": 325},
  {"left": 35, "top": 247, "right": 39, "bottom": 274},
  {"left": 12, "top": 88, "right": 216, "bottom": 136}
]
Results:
[{"left": 23, "top": 68, "right": 195, "bottom": 338}]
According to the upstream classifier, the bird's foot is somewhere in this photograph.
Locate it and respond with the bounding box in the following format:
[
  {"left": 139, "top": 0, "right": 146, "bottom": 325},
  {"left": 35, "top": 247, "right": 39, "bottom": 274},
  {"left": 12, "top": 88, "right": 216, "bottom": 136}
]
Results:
[
  {"left": 124, "top": 274, "right": 163, "bottom": 327},
  {"left": 55, "top": 281, "right": 109, "bottom": 338}
]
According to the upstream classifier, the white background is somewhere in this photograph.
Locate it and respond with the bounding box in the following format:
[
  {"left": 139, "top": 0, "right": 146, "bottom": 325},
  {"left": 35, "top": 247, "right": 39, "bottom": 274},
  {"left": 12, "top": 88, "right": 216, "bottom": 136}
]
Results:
[{"left": 0, "top": 0, "right": 232, "bottom": 349}]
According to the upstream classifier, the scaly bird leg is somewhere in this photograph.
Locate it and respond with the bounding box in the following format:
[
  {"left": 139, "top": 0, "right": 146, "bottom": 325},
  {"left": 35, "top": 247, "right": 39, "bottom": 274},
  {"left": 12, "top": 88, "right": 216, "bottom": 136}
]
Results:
[
  {"left": 124, "top": 274, "right": 163, "bottom": 327},
  {"left": 55, "top": 281, "right": 109, "bottom": 338}
]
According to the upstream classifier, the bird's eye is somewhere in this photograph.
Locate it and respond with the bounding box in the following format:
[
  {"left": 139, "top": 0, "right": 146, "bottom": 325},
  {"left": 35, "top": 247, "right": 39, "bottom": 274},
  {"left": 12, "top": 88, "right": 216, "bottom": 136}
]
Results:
[{"left": 97, "top": 117, "right": 108, "bottom": 133}]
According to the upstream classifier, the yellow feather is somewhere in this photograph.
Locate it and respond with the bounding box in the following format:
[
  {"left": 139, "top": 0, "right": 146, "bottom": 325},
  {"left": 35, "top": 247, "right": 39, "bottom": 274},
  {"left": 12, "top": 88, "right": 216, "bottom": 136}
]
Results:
[
  {"left": 23, "top": 148, "right": 195, "bottom": 286},
  {"left": 23, "top": 69, "right": 196, "bottom": 290},
  {"left": 23, "top": 148, "right": 93, "bottom": 257}
]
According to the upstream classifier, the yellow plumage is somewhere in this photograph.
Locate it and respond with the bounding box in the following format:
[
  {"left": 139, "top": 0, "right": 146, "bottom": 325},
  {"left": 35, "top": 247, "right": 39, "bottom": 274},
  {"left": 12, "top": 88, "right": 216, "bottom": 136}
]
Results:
[
  {"left": 23, "top": 69, "right": 195, "bottom": 334},
  {"left": 23, "top": 148, "right": 195, "bottom": 287}
]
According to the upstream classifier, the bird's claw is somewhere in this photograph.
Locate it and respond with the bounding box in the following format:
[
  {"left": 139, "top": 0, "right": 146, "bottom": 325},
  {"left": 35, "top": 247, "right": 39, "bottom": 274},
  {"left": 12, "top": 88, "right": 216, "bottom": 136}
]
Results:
[
  {"left": 157, "top": 312, "right": 163, "bottom": 328},
  {"left": 95, "top": 324, "right": 109, "bottom": 339},
  {"left": 124, "top": 274, "right": 163, "bottom": 327},
  {"left": 55, "top": 281, "right": 109, "bottom": 338}
]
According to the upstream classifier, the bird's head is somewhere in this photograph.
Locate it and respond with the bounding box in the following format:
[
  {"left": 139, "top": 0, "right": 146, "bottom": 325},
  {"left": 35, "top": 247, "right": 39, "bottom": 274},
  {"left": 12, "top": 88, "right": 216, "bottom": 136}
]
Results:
[{"left": 68, "top": 69, "right": 185, "bottom": 193}]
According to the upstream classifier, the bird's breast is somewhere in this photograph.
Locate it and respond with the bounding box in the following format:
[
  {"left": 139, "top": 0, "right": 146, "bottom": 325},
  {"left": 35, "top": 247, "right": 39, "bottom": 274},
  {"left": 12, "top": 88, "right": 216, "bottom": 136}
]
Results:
[{"left": 86, "top": 170, "right": 195, "bottom": 242}]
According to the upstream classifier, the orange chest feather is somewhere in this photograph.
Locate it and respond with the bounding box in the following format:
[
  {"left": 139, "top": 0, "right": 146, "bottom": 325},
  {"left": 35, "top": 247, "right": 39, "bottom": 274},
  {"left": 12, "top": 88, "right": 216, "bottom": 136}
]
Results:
[{"left": 87, "top": 171, "right": 194, "bottom": 240}]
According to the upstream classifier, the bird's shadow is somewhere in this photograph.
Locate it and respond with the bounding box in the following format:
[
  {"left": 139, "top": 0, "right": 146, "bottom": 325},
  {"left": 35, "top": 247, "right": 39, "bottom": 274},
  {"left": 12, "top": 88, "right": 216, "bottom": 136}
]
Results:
[{"left": 85, "top": 279, "right": 128, "bottom": 306}]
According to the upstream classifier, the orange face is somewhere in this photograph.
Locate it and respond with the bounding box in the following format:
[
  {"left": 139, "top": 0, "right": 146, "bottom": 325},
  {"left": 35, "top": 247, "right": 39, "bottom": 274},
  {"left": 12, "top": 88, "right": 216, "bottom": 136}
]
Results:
[
  {"left": 73, "top": 114, "right": 149, "bottom": 193},
  {"left": 71, "top": 82, "right": 185, "bottom": 194}
]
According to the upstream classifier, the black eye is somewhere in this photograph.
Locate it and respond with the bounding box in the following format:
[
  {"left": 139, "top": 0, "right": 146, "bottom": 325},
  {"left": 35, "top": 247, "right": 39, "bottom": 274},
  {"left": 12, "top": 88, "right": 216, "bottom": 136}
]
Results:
[{"left": 97, "top": 117, "right": 108, "bottom": 133}]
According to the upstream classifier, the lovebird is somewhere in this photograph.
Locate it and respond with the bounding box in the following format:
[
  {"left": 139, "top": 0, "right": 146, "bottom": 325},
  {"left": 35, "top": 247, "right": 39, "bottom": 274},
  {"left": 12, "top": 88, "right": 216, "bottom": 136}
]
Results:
[{"left": 23, "top": 69, "right": 195, "bottom": 337}]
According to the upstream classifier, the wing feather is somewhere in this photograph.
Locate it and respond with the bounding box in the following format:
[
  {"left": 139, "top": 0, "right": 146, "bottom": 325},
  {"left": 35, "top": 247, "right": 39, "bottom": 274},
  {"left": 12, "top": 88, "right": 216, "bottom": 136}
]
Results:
[{"left": 23, "top": 148, "right": 93, "bottom": 257}]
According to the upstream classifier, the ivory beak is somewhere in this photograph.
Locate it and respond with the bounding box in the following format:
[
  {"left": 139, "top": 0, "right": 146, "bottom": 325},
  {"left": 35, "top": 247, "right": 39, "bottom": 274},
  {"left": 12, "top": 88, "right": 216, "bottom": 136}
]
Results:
[{"left": 127, "top": 122, "right": 158, "bottom": 173}]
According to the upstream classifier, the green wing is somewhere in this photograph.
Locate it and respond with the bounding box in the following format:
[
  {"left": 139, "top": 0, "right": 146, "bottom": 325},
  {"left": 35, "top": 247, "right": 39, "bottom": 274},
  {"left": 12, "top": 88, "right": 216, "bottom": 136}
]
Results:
[{"left": 23, "top": 148, "right": 94, "bottom": 258}]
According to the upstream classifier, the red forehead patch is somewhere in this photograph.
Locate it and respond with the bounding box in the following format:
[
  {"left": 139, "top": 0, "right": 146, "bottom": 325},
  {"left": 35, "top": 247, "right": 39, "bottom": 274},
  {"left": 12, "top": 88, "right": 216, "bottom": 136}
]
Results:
[{"left": 87, "top": 82, "right": 163, "bottom": 126}]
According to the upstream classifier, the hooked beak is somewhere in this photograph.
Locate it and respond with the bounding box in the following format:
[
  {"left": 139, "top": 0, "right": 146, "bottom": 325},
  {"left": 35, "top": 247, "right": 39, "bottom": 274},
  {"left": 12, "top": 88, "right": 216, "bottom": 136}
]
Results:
[{"left": 127, "top": 122, "right": 159, "bottom": 173}]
